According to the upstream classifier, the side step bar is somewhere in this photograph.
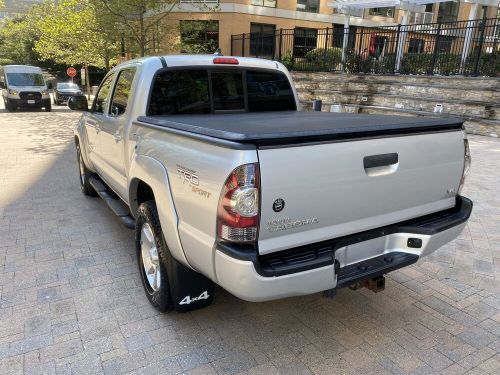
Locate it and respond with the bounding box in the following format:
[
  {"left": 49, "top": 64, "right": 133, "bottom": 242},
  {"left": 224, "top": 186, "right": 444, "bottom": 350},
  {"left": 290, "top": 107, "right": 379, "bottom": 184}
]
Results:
[
  {"left": 336, "top": 252, "right": 418, "bottom": 289},
  {"left": 89, "top": 176, "right": 135, "bottom": 229}
]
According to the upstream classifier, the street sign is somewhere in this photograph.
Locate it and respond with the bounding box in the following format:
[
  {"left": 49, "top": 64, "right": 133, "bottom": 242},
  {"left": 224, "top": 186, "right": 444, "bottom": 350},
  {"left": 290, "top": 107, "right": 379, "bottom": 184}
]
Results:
[{"left": 67, "top": 67, "right": 77, "bottom": 78}]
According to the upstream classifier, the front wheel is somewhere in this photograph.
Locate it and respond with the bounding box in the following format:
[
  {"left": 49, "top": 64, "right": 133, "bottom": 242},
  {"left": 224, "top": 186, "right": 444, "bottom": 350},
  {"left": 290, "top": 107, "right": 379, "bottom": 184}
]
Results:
[{"left": 76, "top": 143, "right": 97, "bottom": 196}]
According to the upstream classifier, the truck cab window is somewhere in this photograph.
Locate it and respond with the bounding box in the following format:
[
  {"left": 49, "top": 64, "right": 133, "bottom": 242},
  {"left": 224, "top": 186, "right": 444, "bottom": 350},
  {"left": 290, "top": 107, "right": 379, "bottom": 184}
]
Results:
[
  {"left": 211, "top": 72, "right": 244, "bottom": 111},
  {"left": 93, "top": 74, "right": 114, "bottom": 114},
  {"left": 149, "top": 70, "right": 210, "bottom": 115},
  {"left": 246, "top": 71, "right": 296, "bottom": 111},
  {"left": 110, "top": 68, "right": 136, "bottom": 117},
  {"left": 148, "top": 69, "right": 295, "bottom": 115}
]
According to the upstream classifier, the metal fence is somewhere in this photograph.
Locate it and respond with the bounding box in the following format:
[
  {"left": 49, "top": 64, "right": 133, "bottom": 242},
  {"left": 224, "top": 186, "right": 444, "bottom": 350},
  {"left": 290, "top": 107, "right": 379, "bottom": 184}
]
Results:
[{"left": 231, "top": 18, "right": 500, "bottom": 76}]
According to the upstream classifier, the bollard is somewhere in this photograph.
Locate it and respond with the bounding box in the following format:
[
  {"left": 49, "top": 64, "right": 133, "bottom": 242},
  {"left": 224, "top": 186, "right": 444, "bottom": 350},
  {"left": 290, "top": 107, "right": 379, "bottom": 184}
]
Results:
[{"left": 312, "top": 100, "right": 322, "bottom": 111}]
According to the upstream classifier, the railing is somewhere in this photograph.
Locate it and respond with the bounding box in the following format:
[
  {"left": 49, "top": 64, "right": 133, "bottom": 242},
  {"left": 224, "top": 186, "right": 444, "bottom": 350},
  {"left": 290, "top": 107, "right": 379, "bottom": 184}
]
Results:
[{"left": 231, "top": 18, "right": 500, "bottom": 77}]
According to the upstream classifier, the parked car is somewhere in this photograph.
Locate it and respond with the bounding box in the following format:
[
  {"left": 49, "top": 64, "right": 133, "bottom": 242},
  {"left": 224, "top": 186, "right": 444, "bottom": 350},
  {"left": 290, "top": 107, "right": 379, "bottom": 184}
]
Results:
[
  {"left": 69, "top": 55, "right": 472, "bottom": 312},
  {"left": 0, "top": 65, "right": 51, "bottom": 112},
  {"left": 53, "top": 82, "right": 82, "bottom": 105}
]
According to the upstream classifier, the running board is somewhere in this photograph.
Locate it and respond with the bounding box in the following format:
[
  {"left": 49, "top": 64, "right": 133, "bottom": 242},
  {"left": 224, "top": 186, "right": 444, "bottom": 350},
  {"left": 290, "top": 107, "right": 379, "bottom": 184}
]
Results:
[
  {"left": 88, "top": 176, "right": 135, "bottom": 229},
  {"left": 336, "top": 252, "right": 419, "bottom": 289}
]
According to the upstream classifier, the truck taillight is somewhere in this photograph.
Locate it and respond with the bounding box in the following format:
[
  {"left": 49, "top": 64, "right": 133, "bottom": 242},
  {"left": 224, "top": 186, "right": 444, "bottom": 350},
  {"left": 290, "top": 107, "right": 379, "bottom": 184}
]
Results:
[
  {"left": 217, "top": 163, "right": 260, "bottom": 243},
  {"left": 458, "top": 131, "right": 471, "bottom": 195}
]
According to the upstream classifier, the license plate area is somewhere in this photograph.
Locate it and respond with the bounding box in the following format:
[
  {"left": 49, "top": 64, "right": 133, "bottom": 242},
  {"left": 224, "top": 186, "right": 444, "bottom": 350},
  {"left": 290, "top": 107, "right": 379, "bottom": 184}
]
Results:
[
  {"left": 27, "top": 100, "right": 35, "bottom": 104},
  {"left": 335, "top": 236, "right": 387, "bottom": 268}
]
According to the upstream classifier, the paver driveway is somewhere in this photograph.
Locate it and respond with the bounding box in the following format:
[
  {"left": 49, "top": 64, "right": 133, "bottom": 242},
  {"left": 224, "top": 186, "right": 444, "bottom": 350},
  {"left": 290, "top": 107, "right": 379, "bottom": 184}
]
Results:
[{"left": 0, "top": 106, "right": 499, "bottom": 375}]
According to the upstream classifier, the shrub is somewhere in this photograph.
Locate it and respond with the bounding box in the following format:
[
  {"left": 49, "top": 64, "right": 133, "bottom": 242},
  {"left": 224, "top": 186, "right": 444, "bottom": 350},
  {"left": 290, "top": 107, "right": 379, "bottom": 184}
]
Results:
[{"left": 304, "top": 47, "right": 342, "bottom": 71}]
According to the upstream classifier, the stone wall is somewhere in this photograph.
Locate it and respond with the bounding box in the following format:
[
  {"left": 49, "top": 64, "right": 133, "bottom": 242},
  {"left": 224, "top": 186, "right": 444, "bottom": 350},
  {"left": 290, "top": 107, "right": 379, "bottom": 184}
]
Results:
[{"left": 291, "top": 72, "right": 500, "bottom": 138}]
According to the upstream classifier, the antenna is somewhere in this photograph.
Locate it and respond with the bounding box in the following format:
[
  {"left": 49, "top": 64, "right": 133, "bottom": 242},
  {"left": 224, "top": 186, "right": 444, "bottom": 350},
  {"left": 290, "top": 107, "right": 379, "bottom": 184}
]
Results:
[{"left": 213, "top": 48, "right": 223, "bottom": 56}]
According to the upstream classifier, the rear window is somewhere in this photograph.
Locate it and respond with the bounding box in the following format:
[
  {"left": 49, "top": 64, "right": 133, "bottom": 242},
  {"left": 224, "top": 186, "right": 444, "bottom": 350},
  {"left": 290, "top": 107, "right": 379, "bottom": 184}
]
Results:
[{"left": 148, "top": 69, "right": 295, "bottom": 115}]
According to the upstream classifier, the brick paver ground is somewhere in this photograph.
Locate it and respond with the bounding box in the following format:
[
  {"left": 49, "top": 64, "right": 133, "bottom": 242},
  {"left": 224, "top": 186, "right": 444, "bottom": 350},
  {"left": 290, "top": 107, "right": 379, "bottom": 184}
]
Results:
[{"left": 0, "top": 106, "right": 499, "bottom": 375}]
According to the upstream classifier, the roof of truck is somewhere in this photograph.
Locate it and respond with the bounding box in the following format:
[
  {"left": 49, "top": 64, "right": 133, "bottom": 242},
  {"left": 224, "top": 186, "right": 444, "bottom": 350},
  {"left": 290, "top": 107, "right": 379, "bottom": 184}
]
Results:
[
  {"left": 119, "top": 54, "right": 283, "bottom": 71},
  {"left": 138, "top": 111, "right": 464, "bottom": 147}
]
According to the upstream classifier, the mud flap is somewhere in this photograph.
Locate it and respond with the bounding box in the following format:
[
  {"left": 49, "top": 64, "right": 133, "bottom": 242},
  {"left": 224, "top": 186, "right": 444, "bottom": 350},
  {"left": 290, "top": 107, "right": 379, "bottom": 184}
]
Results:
[{"left": 168, "top": 258, "right": 214, "bottom": 313}]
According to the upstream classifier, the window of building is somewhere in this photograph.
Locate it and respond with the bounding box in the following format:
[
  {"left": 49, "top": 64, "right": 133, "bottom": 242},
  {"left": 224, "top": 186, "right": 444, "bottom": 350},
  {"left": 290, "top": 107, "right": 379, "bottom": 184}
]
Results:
[
  {"left": 436, "top": 36, "right": 453, "bottom": 52},
  {"left": 293, "top": 28, "right": 318, "bottom": 57},
  {"left": 368, "top": 7, "right": 395, "bottom": 17},
  {"left": 250, "top": 0, "right": 276, "bottom": 7},
  {"left": 332, "top": 24, "right": 356, "bottom": 50},
  {"left": 250, "top": 23, "right": 276, "bottom": 57},
  {"left": 370, "top": 36, "right": 388, "bottom": 58},
  {"left": 437, "top": 1, "right": 459, "bottom": 23},
  {"left": 297, "top": 0, "right": 320, "bottom": 13},
  {"left": 110, "top": 68, "right": 136, "bottom": 117},
  {"left": 180, "top": 20, "right": 219, "bottom": 53},
  {"left": 408, "top": 38, "right": 425, "bottom": 53}
]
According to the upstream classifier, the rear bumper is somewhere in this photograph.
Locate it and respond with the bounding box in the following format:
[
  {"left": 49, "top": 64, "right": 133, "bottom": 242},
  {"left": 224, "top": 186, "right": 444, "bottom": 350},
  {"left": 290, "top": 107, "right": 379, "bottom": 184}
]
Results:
[{"left": 214, "top": 196, "right": 472, "bottom": 302}]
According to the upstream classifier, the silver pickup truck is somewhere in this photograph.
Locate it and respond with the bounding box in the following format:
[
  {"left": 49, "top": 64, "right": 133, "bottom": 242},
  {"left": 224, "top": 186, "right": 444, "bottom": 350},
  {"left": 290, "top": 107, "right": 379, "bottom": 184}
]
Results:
[{"left": 69, "top": 55, "right": 472, "bottom": 312}]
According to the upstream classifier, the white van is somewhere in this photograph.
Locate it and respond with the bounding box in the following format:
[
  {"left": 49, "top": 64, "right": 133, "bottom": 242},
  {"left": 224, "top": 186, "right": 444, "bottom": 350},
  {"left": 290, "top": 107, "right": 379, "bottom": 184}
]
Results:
[{"left": 0, "top": 65, "right": 51, "bottom": 112}]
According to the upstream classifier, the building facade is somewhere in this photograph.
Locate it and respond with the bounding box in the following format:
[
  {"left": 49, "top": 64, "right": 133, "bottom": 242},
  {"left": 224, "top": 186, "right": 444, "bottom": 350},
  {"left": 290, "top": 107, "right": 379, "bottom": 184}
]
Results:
[{"left": 162, "top": 0, "right": 499, "bottom": 55}]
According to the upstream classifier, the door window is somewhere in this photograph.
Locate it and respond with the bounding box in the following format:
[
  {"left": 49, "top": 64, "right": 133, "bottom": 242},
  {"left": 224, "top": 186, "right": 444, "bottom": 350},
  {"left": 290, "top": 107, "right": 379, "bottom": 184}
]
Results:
[
  {"left": 93, "top": 74, "right": 115, "bottom": 114},
  {"left": 109, "top": 68, "right": 136, "bottom": 117}
]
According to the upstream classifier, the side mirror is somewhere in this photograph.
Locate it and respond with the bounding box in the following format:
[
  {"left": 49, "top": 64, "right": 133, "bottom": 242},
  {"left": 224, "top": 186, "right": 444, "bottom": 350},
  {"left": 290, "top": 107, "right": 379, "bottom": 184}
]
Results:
[
  {"left": 68, "top": 95, "right": 89, "bottom": 111},
  {"left": 0, "top": 81, "right": 5, "bottom": 89},
  {"left": 47, "top": 82, "right": 53, "bottom": 90}
]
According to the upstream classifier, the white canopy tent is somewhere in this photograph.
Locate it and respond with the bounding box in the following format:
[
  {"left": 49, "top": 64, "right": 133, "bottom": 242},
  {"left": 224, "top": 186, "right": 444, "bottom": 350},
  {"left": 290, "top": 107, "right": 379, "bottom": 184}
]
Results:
[{"left": 328, "top": 0, "right": 500, "bottom": 72}]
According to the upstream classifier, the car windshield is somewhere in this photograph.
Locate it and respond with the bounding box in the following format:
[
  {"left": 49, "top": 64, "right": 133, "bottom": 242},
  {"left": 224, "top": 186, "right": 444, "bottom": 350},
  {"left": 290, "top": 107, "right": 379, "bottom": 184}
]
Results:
[
  {"left": 6, "top": 72, "right": 45, "bottom": 87},
  {"left": 57, "top": 83, "right": 79, "bottom": 90},
  {"left": 148, "top": 69, "right": 296, "bottom": 115}
]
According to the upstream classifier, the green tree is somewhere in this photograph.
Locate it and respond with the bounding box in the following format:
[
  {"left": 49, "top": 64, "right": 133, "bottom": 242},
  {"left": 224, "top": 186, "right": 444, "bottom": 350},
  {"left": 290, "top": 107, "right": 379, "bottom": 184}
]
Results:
[
  {"left": 0, "top": 16, "right": 39, "bottom": 65},
  {"left": 33, "top": 0, "right": 118, "bottom": 97},
  {"left": 94, "top": 0, "right": 219, "bottom": 57},
  {"left": 94, "top": 0, "right": 180, "bottom": 57}
]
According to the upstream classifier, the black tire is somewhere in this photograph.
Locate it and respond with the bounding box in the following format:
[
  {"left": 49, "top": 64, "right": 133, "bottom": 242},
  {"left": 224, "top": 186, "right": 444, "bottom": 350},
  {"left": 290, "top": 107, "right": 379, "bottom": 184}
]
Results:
[
  {"left": 4, "top": 100, "right": 14, "bottom": 112},
  {"left": 45, "top": 103, "right": 52, "bottom": 112},
  {"left": 136, "top": 201, "right": 174, "bottom": 312},
  {"left": 76, "top": 143, "right": 97, "bottom": 197}
]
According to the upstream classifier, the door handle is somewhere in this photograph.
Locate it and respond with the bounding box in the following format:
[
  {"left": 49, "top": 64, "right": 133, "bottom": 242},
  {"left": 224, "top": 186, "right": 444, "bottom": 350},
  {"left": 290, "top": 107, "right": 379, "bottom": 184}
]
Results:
[
  {"left": 114, "top": 132, "right": 122, "bottom": 142},
  {"left": 363, "top": 153, "right": 398, "bottom": 169}
]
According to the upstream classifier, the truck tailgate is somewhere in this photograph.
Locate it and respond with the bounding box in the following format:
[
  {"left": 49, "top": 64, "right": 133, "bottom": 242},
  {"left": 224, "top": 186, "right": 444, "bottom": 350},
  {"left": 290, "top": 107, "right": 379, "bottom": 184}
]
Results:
[{"left": 258, "top": 130, "right": 465, "bottom": 254}]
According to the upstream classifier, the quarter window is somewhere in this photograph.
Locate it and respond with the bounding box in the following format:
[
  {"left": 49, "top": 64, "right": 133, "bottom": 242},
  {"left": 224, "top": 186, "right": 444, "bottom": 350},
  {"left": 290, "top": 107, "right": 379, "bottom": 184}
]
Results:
[
  {"left": 93, "top": 74, "right": 114, "bottom": 114},
  {"left": 110, "top": 68, "right": 136, "bottom": 117}
]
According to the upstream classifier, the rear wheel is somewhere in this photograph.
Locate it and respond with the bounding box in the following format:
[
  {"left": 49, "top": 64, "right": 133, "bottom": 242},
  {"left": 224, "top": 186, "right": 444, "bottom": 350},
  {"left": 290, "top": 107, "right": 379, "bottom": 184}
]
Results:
[
  {"left": 136, "top": 200, "right": 214, "bottom": 313},
  {"left": 136, "top": 201, "right": 174, "bottom": 312},
  {"left": 76, "top": 143, "right": 97, "bottom": 197}
]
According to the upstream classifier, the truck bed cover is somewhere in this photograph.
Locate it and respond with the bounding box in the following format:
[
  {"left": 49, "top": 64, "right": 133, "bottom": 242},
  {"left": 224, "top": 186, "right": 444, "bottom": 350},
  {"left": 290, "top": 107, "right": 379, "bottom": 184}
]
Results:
[{"left": 138, "top": 112, "right": 463, "bottom": 146}]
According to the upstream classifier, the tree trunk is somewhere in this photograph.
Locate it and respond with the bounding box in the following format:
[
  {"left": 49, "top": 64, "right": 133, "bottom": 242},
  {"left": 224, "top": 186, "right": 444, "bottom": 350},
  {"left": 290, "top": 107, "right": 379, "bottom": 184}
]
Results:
[
  {"left": 139, "top": 14, "right": 145, "bottom": 57},
  {"left": 85, "top": 64, "right": 91, "bottom": 101}
]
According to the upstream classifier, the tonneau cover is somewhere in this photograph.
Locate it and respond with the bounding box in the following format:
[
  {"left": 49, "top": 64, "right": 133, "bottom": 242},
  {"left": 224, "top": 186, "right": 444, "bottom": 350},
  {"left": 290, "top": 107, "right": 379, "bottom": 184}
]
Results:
[{"left": 137, "top": 111, "right": 463, "bottom": 145}]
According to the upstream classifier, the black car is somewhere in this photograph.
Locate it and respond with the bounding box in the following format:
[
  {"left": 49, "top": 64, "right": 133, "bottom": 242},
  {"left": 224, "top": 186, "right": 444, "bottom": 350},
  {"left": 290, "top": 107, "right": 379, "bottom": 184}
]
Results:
[{"left": 53, "top": 82, "right": 82, "bottom": 105}]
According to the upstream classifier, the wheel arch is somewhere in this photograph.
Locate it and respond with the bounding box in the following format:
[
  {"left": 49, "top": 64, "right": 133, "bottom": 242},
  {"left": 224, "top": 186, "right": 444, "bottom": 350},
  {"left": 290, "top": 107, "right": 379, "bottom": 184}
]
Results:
[{"left": 128, "top": 155, "right": 191, "bottom": 268}]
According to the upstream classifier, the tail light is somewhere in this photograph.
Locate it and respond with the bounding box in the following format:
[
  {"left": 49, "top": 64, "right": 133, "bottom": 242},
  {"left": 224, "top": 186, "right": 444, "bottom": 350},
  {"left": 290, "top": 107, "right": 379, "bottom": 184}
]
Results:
[
  {"left": 458, "top": 130, "right": 471, "bottom": 194},
  {"left": 217, "top": 163, "right": 260, "bottom": 243}
]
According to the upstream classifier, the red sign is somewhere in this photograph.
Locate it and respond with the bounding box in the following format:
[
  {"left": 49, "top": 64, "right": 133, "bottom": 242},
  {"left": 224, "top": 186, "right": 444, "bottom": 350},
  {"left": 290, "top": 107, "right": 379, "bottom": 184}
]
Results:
[{"left": 67, "top": 67, "right": 77, "bottom": 78}]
